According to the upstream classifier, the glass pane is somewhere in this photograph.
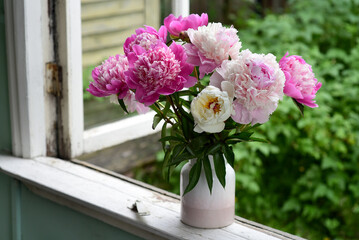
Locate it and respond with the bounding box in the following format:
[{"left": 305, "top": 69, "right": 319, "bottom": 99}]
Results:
[{"left": 81, "top": 0, "right": 156, "bottom": 129}]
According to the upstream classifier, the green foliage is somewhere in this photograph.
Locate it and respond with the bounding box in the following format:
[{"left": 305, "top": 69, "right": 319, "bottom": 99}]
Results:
[
  {"left": 132, "top": 0, "right": 359, "bottom": 239},
  {"left": 129, "top": 0, "right": 359, "bottom": 239},
  {"left": 231, "top": 0, "right": 359, "bottom": 239}
]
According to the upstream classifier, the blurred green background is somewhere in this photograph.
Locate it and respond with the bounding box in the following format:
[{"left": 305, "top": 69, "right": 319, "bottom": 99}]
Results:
[
  {"left": 83, "top": 0, "right": 359, "bottom": 239},
  {"left": 131, "top": 0, "right": 359, "bottom": 239}
]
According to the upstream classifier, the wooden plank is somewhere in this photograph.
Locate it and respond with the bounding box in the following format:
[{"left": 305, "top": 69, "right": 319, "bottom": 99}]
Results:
[
  {"left": 0, "top": 155, "right": 305, "bottom": 240},
  {"left": 81, "top": 0, "right": 144, "bottom": 20},
  {"left": 4, "top": 0, "right": 47, "bottom": 158},
  {"left": 56, "top": 0, "right": 84, "bottom": 158},
  {"left": 82, "top": 13, "right": 145, "bottom": 36},
  {"left": 145, "top": 0, "right": 160, "bottom": 28},
  {"left": 82, "top": 27, "right": 138, "bottom": 52},
  {"left": 82, "top": 45, "right": 124, "bottom": 67}
]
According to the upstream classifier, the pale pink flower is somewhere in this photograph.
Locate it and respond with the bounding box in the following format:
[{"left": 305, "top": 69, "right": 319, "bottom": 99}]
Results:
[
  {"left": 210, "top": 49, "right": 285, "bottom": 125},
  {"left": 87, "top": 55, "right": 129, "bottom": 99},
  {"left": 164, "top": 13, "right": 208, "bottom": 37},
  {"left": 184, "top": 23, "right": 241, "bottom": 78},
  {"left": 279, "top": 52, "right": 322, "bottom": 108},
  {"left": 125, "top": 42, "right": 196, "bottom": 106},
  {"left": 123, "top": 92, "right": 149, "bottom": 114},
  {"left": 124, "top": 26, "right": 167, "bottom": 56}
]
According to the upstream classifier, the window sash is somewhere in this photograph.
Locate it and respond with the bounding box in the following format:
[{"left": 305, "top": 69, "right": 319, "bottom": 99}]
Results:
[{"left": 6, "top": 0, "right": 190, "bottom": 159}]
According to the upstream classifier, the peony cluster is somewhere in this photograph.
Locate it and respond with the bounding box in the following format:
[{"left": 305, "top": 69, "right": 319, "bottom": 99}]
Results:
[{"left": 88, "top": 12, "right": 322, "bottom": 133}]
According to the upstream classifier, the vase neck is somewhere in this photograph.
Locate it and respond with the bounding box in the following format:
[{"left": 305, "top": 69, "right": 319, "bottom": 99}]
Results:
[{"left": 189, "top": 155, "right": 227, "bottom": 169}]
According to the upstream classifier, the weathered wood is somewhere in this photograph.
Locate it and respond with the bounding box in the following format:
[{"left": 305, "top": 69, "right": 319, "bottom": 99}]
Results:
[
  {"left": 145, "top": 0, "right": 160, "bottom": 27},
  {"left": 82, "top": 45, "right": 124, "bottom": 67},
  {"left": 0, "top": 155, "right": 306, "bottom": 240},
  {"left": 82, "top": 27, "right": 139, "bottom": 52},
  {"left": 81, "top": 0, "right": 144, "bottom": 20},
  {"left": 82, "top": 13, "right": 145, "bottom": 36}
]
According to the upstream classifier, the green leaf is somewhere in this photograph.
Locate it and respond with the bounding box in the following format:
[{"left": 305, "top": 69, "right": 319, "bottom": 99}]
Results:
[
  {"left": 249, "top": 137, "right": 270, "bottom": 143},
  {"left": 203, "top": 155, "right": 213, "bottom": 194},
  {"left": 207, "top": 142, "right": 222, "bottom": 155},
  {"left": 162, "top": 149, "right": 172, "bottom": 180},
  {"left": 183, "top": 159, "right": 202, "bottom": 196},
  {"left": 214, "top": 152, "right": 226, "bottom": 189},
  {"left": 222, "top": 145, "right": 234, "bottom": 167},
  {"left": 161, "top": 122, "right": 168, "bottom": 150},
  {"left": 227, "top": 132, "right": 254, "bottom": 141},
  {"left": 162, "top": 101, "right": 171, "bottom": 116},
  {"left": 168, "top": 145, "right": 193, "bottom": 166},
  {"left": 159, "top": 136, "right": 186, "bottom": 143},
  {"left": 292, "top": 98, "right": 304, "bottom": 116},
  {"left": 118, "top": 99, "right": 129, "bottom": 114},
  {"left": 152, "top": 114, "right": 162, "bottom": 130}
]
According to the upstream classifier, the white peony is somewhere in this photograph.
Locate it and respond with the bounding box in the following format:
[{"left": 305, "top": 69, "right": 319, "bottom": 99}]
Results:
[{"left": 191, "top": 86, "right": 233, "bottom": 133}]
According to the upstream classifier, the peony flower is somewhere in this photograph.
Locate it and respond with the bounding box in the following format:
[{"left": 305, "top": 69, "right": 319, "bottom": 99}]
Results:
[
  {"left": 164, "top": 13, "right": 208, "bottom": 37},
  {"left": 279, "top": 52, "right": 322, "bottom": 108},
  {"left": 184, "top": 23, "right": 241, "bottom": 78},
  {"left": 124, "top": 25, "right": 167, "bottom": 56},
  {"left": 191, "top": 86, "right": 233, "bottom": 133},
  {"left": 210, "top": 49, "right": 285, "bottom": 125},
  {"left": 88, "top": 55, "right": 149, "bottom": 114},
  {"left": 125, "top": 42, "right": 196, "bottom": 106},
  {"left": 87, "top": 54, "right": 129, "bottom": 99}
]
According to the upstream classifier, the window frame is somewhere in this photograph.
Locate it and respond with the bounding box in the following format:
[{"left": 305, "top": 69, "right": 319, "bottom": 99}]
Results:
[{"left": 60, "top": 0, "right": 178, "bottom": 158}]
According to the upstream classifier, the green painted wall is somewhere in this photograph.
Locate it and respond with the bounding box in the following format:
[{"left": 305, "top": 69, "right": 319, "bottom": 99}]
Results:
[
  {"left": 0, "top": 0, "right": 12, "bottom": 154},
  {"left": 0, "top": 172, "right": 145, "bottom": 240}
]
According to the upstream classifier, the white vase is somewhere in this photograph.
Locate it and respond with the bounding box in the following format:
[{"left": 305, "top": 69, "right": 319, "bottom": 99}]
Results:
[{"left": 180, "top": 156, "right": 235, "bottom": 228}]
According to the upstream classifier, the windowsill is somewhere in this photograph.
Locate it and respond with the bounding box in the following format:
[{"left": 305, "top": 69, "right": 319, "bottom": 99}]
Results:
[{"left": 0, "top": 154, "right": 305, "bottom": 240}]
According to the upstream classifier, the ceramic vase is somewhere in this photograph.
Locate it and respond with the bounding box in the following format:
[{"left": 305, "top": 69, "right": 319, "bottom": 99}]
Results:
[{"left": 180, "top": 156, "right": 235, "bottom": 228}]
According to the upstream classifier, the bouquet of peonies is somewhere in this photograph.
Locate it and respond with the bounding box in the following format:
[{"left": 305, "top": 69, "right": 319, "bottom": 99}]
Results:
[{"left": 87, "top": 13, "right": 322, "bottom": 195}]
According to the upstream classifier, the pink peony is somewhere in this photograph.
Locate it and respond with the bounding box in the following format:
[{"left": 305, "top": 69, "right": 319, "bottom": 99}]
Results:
[
  {"left": 87, "top": 54, "right": 129, "bottom": 99},
  {"left": 210, "top": 49, "right": 285, "bottom": 125},
  {"left": 164, "top": 13, "right": 208, "bottom": 37},
  {"left": 88, "top": 55, "right": 149, "bottom": 114},
  {"left": 184, "top": 23, "right": 241, "bottom": 78},
  {"left": 125, "top": 42, "right": 196, "bottom": 106},
  {"left": 279, "top": 52, "right": 322, "bottom": 108},
  {"left": 124, "top": 26, "right": 167, "bottom": 56}
]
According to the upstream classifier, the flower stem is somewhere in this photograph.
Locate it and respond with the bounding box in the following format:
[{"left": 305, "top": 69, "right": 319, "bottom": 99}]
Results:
[
  {"left": 166, "top": 95, "right": 182, "bottom": 125},
  {"left": 151, "top": 103, "right": 174, "bottom": 126}
]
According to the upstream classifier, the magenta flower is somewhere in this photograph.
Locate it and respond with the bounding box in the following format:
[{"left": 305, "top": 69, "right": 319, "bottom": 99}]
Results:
[
  {"left": 164, "top": 13, "right": 208, "bottom": 37},
  {"left": 125, "top": 42, "right": 196, "bottom": 106},
  {"left": 279, "top": 52, "right": 322, "bottom": 108},
  {"left": 124, "top": 25, "right": 167, "bottom": 56},
  {"left": 88, "top": 55, "right": 149, "bottom": 114},
  {"left": 184, "top": 23, "right": 241, "bottom": 78},
  {"left": 210, "top": 50, "right": 285, "bottom": 125},
  {"left": 87, "top": 55, "right": 129, "bottom": 99}
]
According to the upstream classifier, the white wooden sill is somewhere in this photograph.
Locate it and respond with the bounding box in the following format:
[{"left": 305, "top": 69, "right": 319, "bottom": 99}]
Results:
[{"left": 0, "top": 155, "right": 305, "bottom": 240}]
